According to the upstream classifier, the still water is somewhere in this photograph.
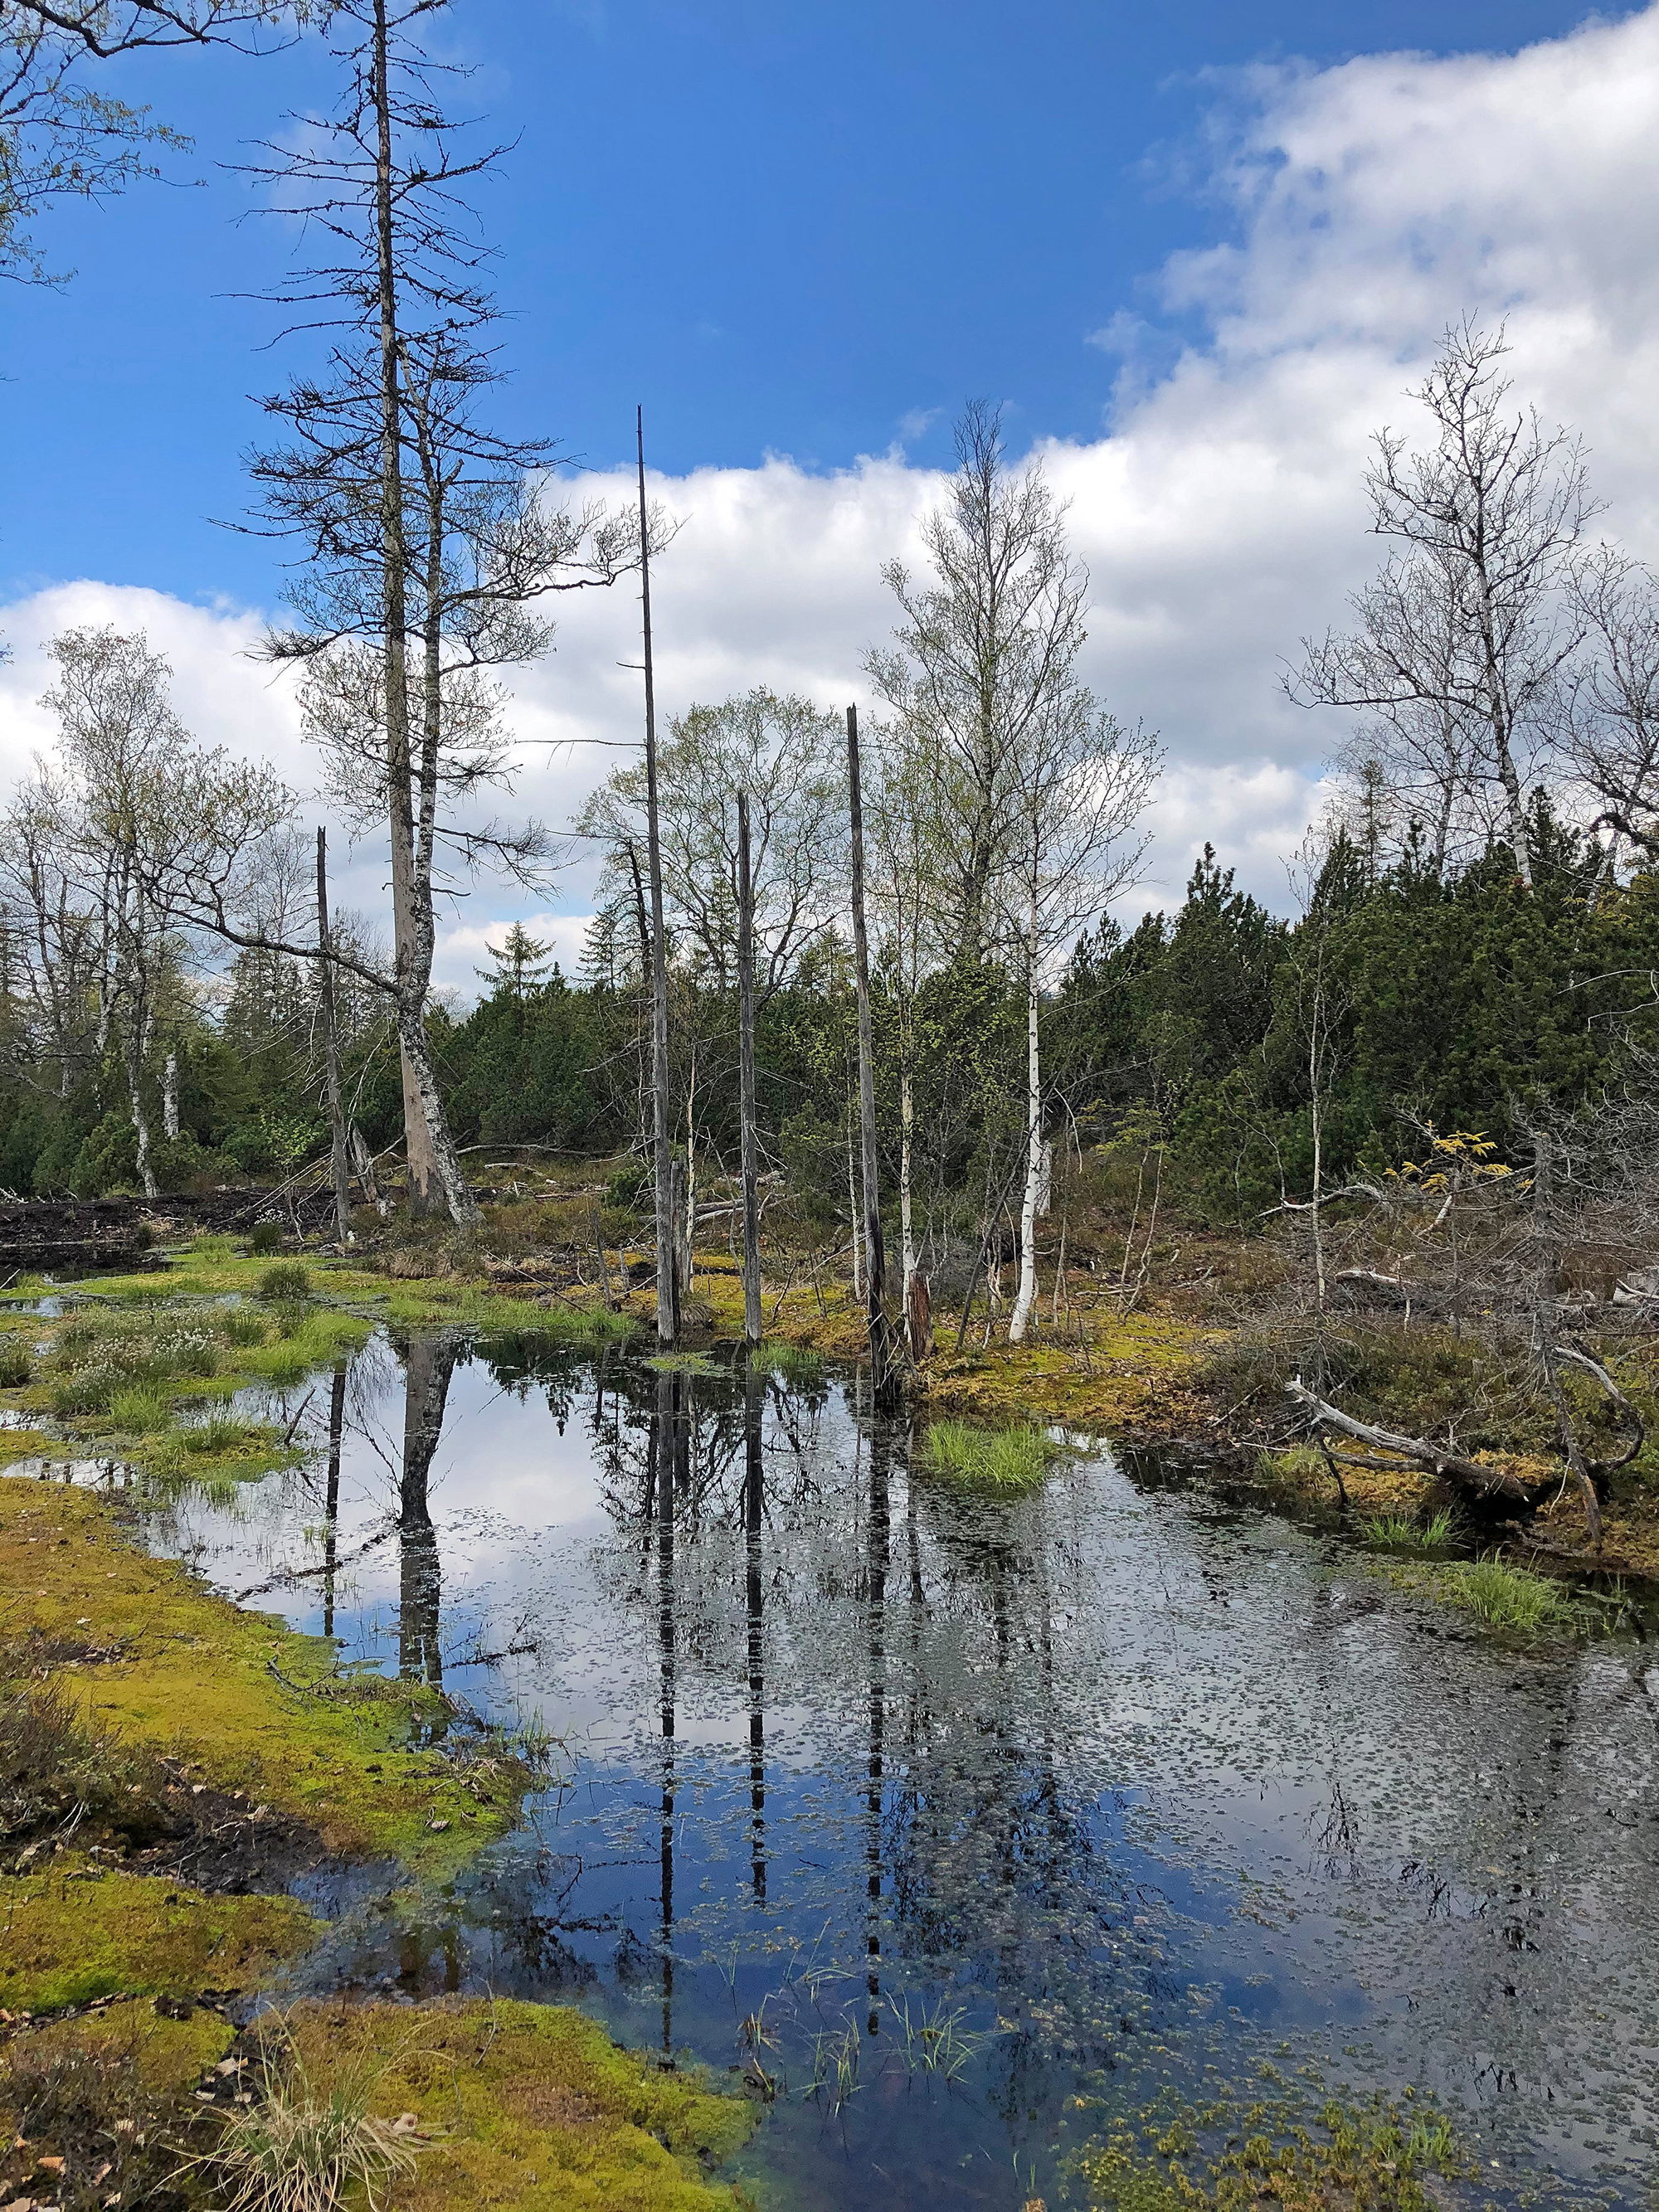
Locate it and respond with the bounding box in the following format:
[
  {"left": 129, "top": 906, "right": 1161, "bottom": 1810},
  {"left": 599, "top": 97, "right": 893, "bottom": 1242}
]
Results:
[{"left": 114, "top": 1331, "right": 1659, "bottom": 2207}]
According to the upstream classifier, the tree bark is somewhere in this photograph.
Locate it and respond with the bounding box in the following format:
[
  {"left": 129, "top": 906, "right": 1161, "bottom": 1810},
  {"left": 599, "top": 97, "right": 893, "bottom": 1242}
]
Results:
[
  {"left": 737, "top": 789, "right": 762, "bottom": 1345},
  {"left": 846, "top": 705, "right": 897, "bottom": 1397},
  {"left": 1010, "top": 901, "right": 1042, "bottom": 1342},
  {"left": 315, "top": 826, "right": 353, "bottom": 1244},
  {"left": 638, "top": 407, "right": 677, "bottom": 1347},
  {"left": 163, "top": 1049, "right": 179, "bottom": 1143}
]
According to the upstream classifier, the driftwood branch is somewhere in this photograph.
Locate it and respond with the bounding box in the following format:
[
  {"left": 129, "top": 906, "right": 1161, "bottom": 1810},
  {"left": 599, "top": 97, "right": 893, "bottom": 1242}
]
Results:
[
  {"left": 1286, "top": 1377, "right": 1536, "bottom": 1502},
  {"left": 1556, "top": 1344, "right": 1646, "bottom": 1473}
]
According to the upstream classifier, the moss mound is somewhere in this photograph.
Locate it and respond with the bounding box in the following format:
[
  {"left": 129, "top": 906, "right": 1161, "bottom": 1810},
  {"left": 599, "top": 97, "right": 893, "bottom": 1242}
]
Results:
[
  {"left": 270, "top": 1998, "right": 756, "bottom": 2212},
  {"left": 0, "top": 1855, "right": 316, "bottom": 2013},
  {"left": 0, "top": 1476, "right": 528, "bottom": 1876}
]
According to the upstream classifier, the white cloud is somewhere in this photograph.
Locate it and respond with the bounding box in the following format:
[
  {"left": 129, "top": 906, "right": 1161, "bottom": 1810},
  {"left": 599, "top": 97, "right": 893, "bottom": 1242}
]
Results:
[{"left": 7, "top": 7, "right": 1659, "bottom": 992}]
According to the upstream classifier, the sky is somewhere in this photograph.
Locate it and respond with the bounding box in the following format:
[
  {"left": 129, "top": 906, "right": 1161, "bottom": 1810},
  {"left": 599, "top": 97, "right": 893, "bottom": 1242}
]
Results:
[{"left": 1, "top": 0, "right": 1655, "bottom": 996}]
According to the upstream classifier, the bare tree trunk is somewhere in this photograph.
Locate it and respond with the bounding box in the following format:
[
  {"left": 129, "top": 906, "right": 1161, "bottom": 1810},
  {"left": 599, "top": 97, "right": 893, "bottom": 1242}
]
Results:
[
  {"left": 124, "top": 999, "right": 157, "bottom": 1201},
  {"left": 1531, "top": 1131, "right": 1603, "bottom": 1547},
  {"left": 846, "top": 705, "right": 897, "bottom": 1397},
  {"left": 369, "top": 0, "right": 445, "bottom": 1221},
  {"left": 848, "top": 1114, "right": 863, "bottom": 1301},
  {"left": 163, "top": 1049, "right": 179, "bottom": 1143},
  {"left": 638, "top": 408, "right": 677, "bottom": 1347},
  {"left": 737, "top": 790, "right": 762, "bottom": 1345},
  {"left": 1009, "top": 906, "right": 1042, "bottom": 1342},
  {"left": 315, "top": 826, "right": 353, "bottom": 1244}
]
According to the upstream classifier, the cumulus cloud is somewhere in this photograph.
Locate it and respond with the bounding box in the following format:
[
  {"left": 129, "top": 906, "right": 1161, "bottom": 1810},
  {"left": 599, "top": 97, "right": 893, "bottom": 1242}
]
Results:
[{"left": 7, "top": 5, "right": 1659, "bottom": 995}]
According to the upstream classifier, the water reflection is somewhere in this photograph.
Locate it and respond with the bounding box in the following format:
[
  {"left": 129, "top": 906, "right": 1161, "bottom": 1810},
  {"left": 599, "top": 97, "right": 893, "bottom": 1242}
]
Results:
[{"left": 116, "top": 1330, "right": 1659, "bottom": 2212}]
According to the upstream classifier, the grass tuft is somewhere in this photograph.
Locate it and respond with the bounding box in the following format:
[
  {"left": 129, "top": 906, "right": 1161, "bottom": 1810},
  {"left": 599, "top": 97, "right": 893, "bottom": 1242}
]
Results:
[
  {"left": 916, "top": 1417, "right": 1058, "bottom": 1490},
  {"left": 257, "top": 1263, "right": 313, "bottom": 1305},
  {"left": 1360, "top": 1507, "right": 1457, "bottom": 1551},
  {"left": 185, "top": 2013, "right": 435, "bottom": 2212},
  {"left": 108, "top": 1382, "right": 175, "bottom": 1435},
  {"left": 1454, "top": 1552, "right": 1570, "bottom": 1631}
]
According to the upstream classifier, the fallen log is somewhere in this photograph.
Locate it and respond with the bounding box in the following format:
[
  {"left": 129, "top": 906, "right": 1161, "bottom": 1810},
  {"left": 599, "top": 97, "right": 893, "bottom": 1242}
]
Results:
[{"left": 1285, "top": 1377, "right": 1537, "bottom": 1503}]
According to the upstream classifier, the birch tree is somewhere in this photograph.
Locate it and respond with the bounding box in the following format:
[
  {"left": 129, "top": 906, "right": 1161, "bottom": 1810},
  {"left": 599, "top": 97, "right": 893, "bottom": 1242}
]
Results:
[
  {"left": 0, "top": 0, "right": 299, "bottom": 279},
  {"left": 1564, "top": 544, "right": 1659, "bottom": 872},
  {"left": 1003, "top": 683, "right": 1157, "bottom": 1341},
  {"left": 867, "top": 401, "right": 1088, "bottom": 961}
]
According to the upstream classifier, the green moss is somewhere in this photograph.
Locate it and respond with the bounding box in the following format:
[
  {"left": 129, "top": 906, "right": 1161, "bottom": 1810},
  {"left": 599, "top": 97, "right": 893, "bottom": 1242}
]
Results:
[
  {"left": 0, "top": 1477, "right": 532, "bottom": 1878},
  {"left": 279, "top": 1997, "right": 756, "bottom": 2212},
  {"left": 0, "top": 1856, "right": 317, "bottom": 2013},
  {"left": 2, "top": 1993, "right": 235, "bottom": 2098}
]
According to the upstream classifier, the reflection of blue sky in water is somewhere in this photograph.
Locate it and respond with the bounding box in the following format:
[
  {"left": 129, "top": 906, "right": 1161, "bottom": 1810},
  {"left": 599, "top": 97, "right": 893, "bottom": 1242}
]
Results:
[{"left": 123, "top": 1334, "right": 1659, "bottom": 2211}]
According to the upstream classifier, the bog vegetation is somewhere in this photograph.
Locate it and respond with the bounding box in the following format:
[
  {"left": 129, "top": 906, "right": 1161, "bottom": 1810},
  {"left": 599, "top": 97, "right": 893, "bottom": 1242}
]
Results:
[{"left": 2, "top": 4, "right": 1659, "bottom": 1561}]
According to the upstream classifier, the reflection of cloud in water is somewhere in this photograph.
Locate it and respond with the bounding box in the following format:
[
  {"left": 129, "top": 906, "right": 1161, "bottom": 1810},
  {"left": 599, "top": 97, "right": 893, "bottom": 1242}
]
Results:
[{"left": 123, "top": 1332, "right": 1659, "bottom": 2212}]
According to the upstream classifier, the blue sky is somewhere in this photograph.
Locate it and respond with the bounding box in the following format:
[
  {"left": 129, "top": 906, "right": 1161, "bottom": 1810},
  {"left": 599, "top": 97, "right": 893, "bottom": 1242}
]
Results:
[
  {"left": 0, "top": 0, "right": 1613, "bottom": 609},
  {"left": 5, "top": 0, "right": 1657, "bottom": 986}
]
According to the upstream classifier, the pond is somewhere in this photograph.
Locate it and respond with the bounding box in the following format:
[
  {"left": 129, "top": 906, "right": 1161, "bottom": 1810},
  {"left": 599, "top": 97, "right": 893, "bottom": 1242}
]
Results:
[{"left": 84, "top": 1330, "right": 1659, "bottom": 2208}]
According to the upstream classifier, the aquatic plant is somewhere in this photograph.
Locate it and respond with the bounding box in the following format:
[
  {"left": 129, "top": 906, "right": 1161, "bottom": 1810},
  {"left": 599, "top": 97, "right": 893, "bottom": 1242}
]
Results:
[
  {"left": 184, "top": 2013, "right": 434, "bottom": 2212},
  {"left": 1072, "top": 2086, "right": 1464, "bottom": 2211},
  {"left": 916, "top": 1416, "right": 1058, "bottom": 1490},
  {"left": 884, "top": 1991, "right": 990, "bottom": 2082},
  {"left": 1360, "top": 1507, "right": 1457, "bottom": 1551},
  {"left": 750, "top": 1340, "right": 824, "bottom": 1386},
  {"left": 805, "top": 2019, "right": 862, "bottom": 2113},
  {"left": 1453, "top": 1552, "right": 1569, "bottom": 1631}
]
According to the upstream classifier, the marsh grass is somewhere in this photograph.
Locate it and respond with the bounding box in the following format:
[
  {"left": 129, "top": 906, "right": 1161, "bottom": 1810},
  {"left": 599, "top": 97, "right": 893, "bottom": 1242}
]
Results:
[
  {"left": 751, "top": 1341, "right": 824, "bottom": 1386},
  {"left": 1454, "top": 1553, "right": 1570, "bottom": 1631},
  {"left": 0, "top": 1339, "right": 32, "bottom": 1388},
  {"left": 185, "top": 2013, "right": 436, "bottom": 2212},
  {"left": 107, "top": 1382, "right": 175, "bottom": 1434},
  {"left": 1360, "top": 1508, "right": 1457, "bottom": 1551},
  {"left": 224, "top": 1307, "right": 271, "bottom": 1347},
  {"left": 182, "top": 1413, "right": 270, "bottom": 1456},
  {"left": 257, "top": 1263, "right": 313, "bottom": 1305},
  {"left": 916, "top": 1417, "right": 1058, "bottom": 1490}
]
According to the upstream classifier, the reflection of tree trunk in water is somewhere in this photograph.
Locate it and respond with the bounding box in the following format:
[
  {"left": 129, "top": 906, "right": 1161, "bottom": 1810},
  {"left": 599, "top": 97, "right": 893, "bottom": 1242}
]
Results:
[
  {"left": 399, "top": 1337, "right": 456, "bottom": 1695},
  {"left": 866, "top": 1420, "right": 890, "bottom": 2032},
  {"left": 322, "top": 1359, "right": 348, "bottom": 1642},
  {"left": 657, "top": 1371, "right": 678, "bottom": 2058},
  {"left": 744, "top": 1359, "right": 766, "bottom": 1902}
]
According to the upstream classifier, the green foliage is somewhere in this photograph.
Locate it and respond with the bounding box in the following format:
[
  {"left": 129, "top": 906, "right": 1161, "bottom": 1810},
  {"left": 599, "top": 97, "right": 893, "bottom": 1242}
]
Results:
[
  {"left": 1360, "top": 1508, "right": 1457, "bottom": 1551},
  {"left": 916, "top": 1417, "right": 1058, "bottom": 1489},
  {"left": 257, "top": 1263, "right": 313, "bottom": 1304}
]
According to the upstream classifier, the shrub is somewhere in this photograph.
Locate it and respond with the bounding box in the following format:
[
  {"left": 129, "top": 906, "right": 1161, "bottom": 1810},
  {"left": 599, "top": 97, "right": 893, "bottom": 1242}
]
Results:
[
  {"left": 257, "top": 1263, "right": 312, "bottom": 1305},
  {"left": 249, "top": 1221, "right": 285, "bottom": 1257},
  {"left": 0, "top": 1339, "right": 32, "bottom": 1388}
]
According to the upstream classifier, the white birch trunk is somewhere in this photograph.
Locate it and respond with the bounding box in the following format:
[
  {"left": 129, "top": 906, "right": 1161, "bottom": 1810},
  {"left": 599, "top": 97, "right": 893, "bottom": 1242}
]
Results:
[
  {"left": 163, "top": 1051, "right": 179, "bottom": 1143},
  {"left": 1008, "top": 922, "right": 1042, "bottom": 1343}
]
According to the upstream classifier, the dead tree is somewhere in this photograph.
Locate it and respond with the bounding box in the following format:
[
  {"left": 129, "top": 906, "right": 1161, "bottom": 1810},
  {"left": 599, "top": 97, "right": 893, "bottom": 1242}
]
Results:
[
  {"left": 847, "top": 705, "right": 897, "bottom": 1398},
  {"left": 737, "top": 789, "right": 761, "bottom": 1345}
]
